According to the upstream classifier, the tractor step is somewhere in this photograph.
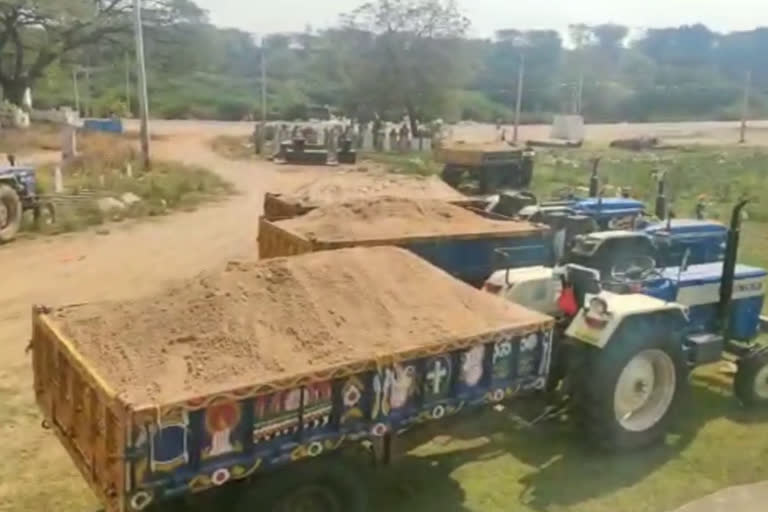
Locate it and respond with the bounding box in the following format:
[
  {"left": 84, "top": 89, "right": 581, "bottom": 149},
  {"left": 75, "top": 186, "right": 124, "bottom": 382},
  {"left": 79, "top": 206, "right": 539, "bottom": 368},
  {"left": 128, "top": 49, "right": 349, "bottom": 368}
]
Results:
[{"left": 684, "top": 333, "right": 725, "bottom": 366}]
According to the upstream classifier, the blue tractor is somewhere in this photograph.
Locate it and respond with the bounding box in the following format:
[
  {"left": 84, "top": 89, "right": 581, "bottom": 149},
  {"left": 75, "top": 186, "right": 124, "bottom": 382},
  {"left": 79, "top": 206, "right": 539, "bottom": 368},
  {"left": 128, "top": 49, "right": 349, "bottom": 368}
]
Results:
[
  {"left": 564, "top": 200, "right": 768, "bottom": 448},
  {"left": 0, "top": 164, "right": 39, "bottom": 243},
  {"left": 567, "top": 219, "right": 728, "bottom": 278},
  {"left": 488, "top": 201, "right": 768, "bottom": 449}
]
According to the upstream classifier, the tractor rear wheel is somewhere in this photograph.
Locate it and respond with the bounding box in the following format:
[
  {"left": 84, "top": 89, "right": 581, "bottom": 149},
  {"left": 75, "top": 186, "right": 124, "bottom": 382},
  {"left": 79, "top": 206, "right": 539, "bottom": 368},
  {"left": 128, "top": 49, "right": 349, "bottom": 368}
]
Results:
[
  {"left": 0, "top": 184, "right": 22, "bottom": 243},
  {"left": 569, "top": 324, "right": 687, "bottom": 450},
  {"left": 734, "top": 348, "right": 768, "bottom": 407}
]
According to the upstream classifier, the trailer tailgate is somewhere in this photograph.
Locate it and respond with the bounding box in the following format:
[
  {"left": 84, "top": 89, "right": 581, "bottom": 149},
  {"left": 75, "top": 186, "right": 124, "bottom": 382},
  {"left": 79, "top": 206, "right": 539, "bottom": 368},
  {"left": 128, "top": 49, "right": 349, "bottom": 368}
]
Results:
[{"left": 31, "top": 307, "right": 127, "bottom": 512}]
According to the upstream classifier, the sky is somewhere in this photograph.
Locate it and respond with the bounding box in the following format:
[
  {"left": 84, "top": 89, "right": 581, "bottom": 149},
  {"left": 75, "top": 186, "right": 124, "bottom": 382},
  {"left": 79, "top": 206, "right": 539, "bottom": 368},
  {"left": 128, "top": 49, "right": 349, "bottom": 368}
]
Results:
[{"left": 193, "top": 0, "right": 767, "bottom": 38}]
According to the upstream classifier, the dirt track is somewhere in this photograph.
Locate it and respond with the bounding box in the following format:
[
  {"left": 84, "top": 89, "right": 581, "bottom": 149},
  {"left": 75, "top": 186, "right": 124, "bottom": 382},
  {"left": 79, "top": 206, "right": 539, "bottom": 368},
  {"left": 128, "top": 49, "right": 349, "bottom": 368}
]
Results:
[{"left": 0, "top": 118, "right": 765, "bottom": 511}]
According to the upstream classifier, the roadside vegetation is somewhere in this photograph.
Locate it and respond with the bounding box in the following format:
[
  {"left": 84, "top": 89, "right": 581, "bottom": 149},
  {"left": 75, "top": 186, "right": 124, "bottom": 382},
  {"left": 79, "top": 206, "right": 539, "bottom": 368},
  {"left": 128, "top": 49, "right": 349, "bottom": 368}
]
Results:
[{"left": 6, "top": 127, "right": 233, "bottom": 238}]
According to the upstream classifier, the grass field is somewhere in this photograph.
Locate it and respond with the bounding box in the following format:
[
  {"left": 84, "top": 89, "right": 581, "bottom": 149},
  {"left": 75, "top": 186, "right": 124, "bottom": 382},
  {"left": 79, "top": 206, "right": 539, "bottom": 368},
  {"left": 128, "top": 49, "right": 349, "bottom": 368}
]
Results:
[
  {"left": 5, "top": 128, "right": 234, "bottom": 237},
  {"left": 363, "top": 366, "right": 768, "bottom": 512},
  {"left": 367, "top": 144, "right": 768, "bottom": 279}
]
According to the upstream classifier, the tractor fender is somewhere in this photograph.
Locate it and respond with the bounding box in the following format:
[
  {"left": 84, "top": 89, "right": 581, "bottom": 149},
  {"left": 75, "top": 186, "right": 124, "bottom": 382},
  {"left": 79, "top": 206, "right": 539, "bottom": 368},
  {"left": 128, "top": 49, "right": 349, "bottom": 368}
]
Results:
[{"left": 566, "top": 291, "right": 687, "bottom": 349}]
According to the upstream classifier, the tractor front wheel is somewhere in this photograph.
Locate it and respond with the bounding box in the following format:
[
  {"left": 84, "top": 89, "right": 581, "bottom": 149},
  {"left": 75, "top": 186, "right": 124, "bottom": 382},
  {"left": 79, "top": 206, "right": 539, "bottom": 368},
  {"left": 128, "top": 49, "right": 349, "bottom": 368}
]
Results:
[
  {"left": 569, "top": 325, "right": 687, "bottom": 450},
  {"left": 734, "top": 349, "right": 768, "bottom": 407},
  {"left": 0, "top": 184, "right": 22, "bottom": 243}
]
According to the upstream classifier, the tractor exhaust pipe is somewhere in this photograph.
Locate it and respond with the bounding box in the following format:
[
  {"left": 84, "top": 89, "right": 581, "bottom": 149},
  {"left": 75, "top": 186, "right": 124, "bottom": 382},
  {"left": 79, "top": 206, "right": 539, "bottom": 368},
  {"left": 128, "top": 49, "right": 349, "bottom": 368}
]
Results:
[
  {"left": 655, "top": 170, "right": 667, "bottom": 219},
  {"left": 719, "top": 199, "right": 750, "bottom": 336},
  {"left": 589, "top": 158, "right": 600, "bottom": 198}
]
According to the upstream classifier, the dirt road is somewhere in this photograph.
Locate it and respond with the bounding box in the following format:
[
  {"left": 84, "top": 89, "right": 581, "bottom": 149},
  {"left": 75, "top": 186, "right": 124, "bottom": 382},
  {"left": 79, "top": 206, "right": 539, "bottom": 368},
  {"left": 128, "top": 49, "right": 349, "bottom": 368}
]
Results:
[{"left": 0, "top": 123, "right": 294, "bottom": 511}]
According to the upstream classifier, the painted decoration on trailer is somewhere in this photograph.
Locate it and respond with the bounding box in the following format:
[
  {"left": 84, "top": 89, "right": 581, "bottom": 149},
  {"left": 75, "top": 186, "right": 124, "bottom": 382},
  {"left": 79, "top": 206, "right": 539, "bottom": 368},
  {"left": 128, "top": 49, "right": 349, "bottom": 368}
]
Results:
[
  {"left": 492, "top": 340, "right": 514, "bottom": 380},
  {"left": 340, "top": 376, "right": 365, "bottom": 424},
  {"left": 253, "top": 382, "right": 332, "bottom": 443},
  {"left": 460, "top": 344, "right": 485, "bottom": 387},
  {"left": 423, "top": 356, "right": 452, "bottom": 400},
  {"left": 372, "top": 363, "right": 419, "bottom": 419},
  {"left": 149, "top": 409, "right": 189, "bottom": 472},
  {"left": 202, "top": 399, "right": 244, "bottom": 459}
]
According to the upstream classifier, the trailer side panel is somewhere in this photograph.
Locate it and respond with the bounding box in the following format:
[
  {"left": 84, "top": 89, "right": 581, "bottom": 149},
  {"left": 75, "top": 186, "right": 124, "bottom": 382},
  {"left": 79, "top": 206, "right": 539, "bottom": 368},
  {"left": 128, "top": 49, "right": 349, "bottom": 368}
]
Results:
[{"left": 124, "top": 327, "right": 553, "bottom": 510}]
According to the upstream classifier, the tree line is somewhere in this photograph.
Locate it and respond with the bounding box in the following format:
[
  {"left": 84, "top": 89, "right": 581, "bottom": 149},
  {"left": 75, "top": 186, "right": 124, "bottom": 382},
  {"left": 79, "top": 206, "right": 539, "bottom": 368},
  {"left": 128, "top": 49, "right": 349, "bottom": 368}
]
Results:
[{"left": 3, "top": 0, "right": 767, "bottom": 123}]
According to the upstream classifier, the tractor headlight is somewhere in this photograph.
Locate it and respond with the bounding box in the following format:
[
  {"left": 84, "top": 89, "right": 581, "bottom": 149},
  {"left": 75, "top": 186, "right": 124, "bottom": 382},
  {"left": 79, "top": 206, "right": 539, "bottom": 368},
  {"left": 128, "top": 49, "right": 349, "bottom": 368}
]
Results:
[{"left": 585, "top": 297, "right": 611, "bottom": 328}]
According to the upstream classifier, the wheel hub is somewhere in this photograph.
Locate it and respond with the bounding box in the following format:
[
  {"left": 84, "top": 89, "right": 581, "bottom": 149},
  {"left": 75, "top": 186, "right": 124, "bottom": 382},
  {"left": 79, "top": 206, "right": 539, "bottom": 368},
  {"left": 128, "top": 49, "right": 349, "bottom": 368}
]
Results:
[{"left": 614, "top": 349, "right": 676, "bottom": 432}]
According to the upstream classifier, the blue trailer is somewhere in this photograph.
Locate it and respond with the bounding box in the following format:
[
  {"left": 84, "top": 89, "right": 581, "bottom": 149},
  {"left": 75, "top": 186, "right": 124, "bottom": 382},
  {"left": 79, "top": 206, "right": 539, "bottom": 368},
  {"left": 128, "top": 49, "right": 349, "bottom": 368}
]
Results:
[{"left": 258, "top": 210, "right": 554, "bottom": 287}]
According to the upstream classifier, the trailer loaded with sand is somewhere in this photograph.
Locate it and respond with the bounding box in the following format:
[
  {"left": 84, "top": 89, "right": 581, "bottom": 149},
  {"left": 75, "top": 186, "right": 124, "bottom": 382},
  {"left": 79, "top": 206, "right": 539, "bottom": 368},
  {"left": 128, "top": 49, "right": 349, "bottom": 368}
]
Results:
[
  {"left": 31, "top": 247, "right": 554, "bottom": 512},
  {"left": 259, "top": 196, "right": 554, "bottom": 285},
  {"left": 263, "top": 169, "right": 464, "bottom": 221}
]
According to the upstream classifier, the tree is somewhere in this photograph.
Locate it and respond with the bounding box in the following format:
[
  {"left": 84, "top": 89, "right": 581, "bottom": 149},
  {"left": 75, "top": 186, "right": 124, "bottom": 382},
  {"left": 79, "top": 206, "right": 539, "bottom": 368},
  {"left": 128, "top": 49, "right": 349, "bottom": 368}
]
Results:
[
  {"left": 342, "top": 0, "right": 471, "bottom": 132},
  {"left": 0, "top": 0, "right": 203, "bottom": 105}
]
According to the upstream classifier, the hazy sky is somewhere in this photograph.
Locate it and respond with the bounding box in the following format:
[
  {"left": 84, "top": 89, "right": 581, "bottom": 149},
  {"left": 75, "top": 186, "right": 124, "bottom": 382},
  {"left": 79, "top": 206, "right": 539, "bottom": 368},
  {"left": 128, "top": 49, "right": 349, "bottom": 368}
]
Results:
[{"left": 194, "top": 0, "right": 766, "bottom": 37}]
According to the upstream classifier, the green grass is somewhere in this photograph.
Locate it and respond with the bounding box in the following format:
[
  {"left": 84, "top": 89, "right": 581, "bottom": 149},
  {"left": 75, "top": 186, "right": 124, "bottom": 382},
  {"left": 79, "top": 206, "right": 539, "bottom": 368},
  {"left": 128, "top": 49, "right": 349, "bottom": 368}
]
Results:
[
  {"left": 364, "top": 367, "right": 768, "bottom": 512},
  {"left": 20, "top": 153, "right": 234, "bottom": 237},
  {"left": 528, "top": 145, "right": 768, "bottom": 279}
]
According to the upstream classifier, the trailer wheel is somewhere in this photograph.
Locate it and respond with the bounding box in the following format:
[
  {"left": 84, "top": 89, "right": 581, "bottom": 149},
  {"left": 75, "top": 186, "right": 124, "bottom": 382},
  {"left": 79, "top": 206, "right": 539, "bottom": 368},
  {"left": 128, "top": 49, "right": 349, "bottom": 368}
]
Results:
[
  {"left": 569, "top": 323, "right": 687, "bottom": 450},
  {"left": 734, "top": 349, "right": 768, "bottom": 407},
  {"left": 236, "top": 457, "right": 367, "bottom": 512},
  {"left": 0, "top": 184, "right": 22, "bottom": 242}
]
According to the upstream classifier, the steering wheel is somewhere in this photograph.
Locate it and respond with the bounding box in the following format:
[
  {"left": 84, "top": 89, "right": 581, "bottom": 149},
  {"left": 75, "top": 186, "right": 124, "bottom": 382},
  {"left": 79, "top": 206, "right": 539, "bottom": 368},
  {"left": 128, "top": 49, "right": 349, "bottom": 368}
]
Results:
[{"left": 609, "top": 255, "right": 664, "bottom": 284}]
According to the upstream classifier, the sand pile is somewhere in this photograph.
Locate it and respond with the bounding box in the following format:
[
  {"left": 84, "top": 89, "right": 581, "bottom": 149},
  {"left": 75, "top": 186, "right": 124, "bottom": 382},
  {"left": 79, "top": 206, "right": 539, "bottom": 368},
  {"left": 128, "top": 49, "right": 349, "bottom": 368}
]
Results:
[
  {"left": 277, "top": 196, "right": 543, "bottom": 242},
  {"left": 280, "top": 168, "right": 462, "bottom": 207},
  {"left": 54, "top": 247, "right": 548, "bottom": 406}
]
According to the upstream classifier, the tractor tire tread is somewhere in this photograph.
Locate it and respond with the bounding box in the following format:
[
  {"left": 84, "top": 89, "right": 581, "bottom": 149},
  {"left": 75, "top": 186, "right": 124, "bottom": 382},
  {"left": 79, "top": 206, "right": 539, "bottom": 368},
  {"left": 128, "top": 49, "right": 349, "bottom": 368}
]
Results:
[{"left": 568, "top": 319, "right": 688, "bottom": 451}]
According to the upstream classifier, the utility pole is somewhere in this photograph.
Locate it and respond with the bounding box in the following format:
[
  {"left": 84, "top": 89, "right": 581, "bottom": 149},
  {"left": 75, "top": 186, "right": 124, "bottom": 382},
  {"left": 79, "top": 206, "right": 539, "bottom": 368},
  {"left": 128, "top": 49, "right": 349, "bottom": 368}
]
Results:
[
  {"left": 576, "top": 71, "right": 584, "bottom": 115},
  {"left": 125, "top": 52, "right": 132, "bottom": 116},
  {"left": 72, "top": 69, "right": 80, "bottom": 115},
  {"left": 260, "top": 40, "right": 267, "bottom": 124},
  {"left": 133, "top": 0, "right": 151, "bottom": 169},
  {"left": 739, "top": 69, "right": 751, "bottom": 144},
  {"left": 513, "top": 52, "right": 525, "bottom": 144}
]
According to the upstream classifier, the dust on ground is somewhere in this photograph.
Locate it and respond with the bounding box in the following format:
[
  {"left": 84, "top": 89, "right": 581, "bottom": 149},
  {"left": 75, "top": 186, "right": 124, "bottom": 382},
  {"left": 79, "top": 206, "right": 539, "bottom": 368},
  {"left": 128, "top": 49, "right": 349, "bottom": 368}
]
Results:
[
  {"left": 53, "top": 247, "right": 546, "bottom": 406},
  {"left": 277, "top": 196, "right": 544, "bottom": 242}
]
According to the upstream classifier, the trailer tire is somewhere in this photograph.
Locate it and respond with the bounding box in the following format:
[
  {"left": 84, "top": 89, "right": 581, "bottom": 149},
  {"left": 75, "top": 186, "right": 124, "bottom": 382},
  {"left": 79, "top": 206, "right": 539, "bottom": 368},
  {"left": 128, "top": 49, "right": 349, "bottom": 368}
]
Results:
[
  {"left": 0, "top": 184, "right": 22, "bottom": 243},
  {"left": 569, "top": 321, "right": 688, "bottom": 451},
  {"left": 235, "top": 457, "right": 367, "bottom": 512},
  {"left": 734, "top": 348, "right": 768, "bottom": 407}
]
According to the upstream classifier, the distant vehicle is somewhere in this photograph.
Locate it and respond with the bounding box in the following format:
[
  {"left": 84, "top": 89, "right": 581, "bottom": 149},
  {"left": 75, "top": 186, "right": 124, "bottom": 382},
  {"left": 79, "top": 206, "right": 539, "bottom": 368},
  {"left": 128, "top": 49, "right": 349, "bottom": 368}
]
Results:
[
  {"left": 434, "top": 142, "right": 535, "bottom": 195},
  {"left": 0, "top": 164, "right": 39, "bottom": 243}
]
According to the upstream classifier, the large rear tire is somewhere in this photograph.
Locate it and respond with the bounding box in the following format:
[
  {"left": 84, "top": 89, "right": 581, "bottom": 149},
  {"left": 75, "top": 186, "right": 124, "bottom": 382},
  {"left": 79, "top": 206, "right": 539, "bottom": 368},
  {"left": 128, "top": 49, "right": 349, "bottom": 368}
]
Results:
[
  {"left": 235, "top": 457, "right": 367, "bottom": 512},
  {"left": 734, "top": 348, "right": 768, "bottom": 407},
  {"left": 569, "top": 322, "right": 688, "bottom": 450},
  {"left": 0, "top": 184, "right": 22, "bottom": 243}
]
